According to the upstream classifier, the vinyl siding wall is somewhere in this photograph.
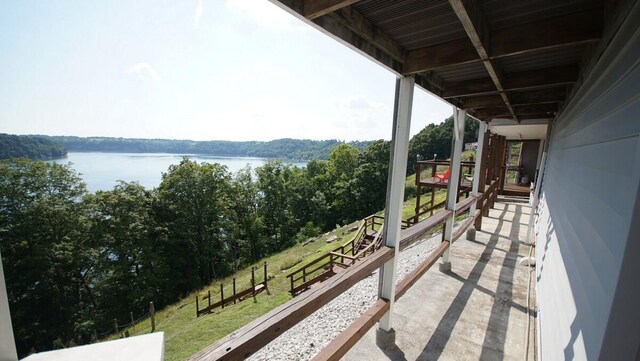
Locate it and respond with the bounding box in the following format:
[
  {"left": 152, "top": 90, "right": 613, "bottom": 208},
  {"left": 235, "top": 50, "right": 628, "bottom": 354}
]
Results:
[{"left": 534, "top": 4, "right": 640, "bottom": 360}]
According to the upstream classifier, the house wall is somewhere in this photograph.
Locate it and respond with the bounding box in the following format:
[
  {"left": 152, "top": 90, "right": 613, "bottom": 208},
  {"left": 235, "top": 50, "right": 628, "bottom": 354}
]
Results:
[{"left": 534, "top": 2, "right": 640, "bottom": 360}]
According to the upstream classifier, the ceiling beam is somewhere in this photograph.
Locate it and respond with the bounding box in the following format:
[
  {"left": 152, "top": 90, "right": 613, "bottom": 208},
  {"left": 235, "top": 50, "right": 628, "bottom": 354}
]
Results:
[
  {"left": 404, "top": 9, "right": 602, "bottom": 74},
  {"left": 510, "top": 88, "right": 568, "bottom": 106},
  {"left": 443, "top": 65, "right": 578, "bottom": 98},
  {"left": 448, "top": 0, "right": 517, "bottom": 120},
  {"left": 463, "top": 95, "right": 505, "bottom": 109},
  {"left": 490, "top": 10, "right": 603, "bottom": 58},
  {"left": 303, "top": 0, "right": 361, "bottom": 20}
]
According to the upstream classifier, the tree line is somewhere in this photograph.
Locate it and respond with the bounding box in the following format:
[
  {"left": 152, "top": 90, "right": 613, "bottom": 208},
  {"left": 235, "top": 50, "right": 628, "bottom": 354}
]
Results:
[
  {"left": 0, "top": 115, "right": 477, "bottom": 356},
  {"left": 0, "top": 133, "right": 67, "bottom": 160},
  {"left": 38, "top": 136, "right": 373, "bottom": 161}
]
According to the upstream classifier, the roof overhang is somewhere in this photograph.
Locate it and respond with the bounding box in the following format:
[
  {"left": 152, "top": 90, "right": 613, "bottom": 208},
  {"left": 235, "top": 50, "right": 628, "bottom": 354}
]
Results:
[{"left": 269, "top": 0, "right": 631, "bottom": 127}]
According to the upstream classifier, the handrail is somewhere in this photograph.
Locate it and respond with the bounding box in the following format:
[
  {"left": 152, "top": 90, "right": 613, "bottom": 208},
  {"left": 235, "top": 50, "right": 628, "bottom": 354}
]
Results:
[
  {"left": 190, "top": 193, "right": 485, "bottom": 361},
  {"left": 188, "top": 247, "right": 395, "bottom": 361}
]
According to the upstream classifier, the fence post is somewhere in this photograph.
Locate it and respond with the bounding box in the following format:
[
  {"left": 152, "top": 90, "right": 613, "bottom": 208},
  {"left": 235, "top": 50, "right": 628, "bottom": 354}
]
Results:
[
  {"left": 263, "top": 262, "right": 267, "bottom": 285},
  {"left": 220, "top": 283, "right": 225, "bottom": 309},
  {"left": 208, "top": 290, "right": 211, "bottom": 308},
  {"left": 233, "top": 278, "right": 237, "bottom": 304},
  {"left": 195, "top": 295, "right": 199, "bottom": 317},
  {"left": 150, "top": 302, "right": 155, "bottom": 331},
  {"left": 251, "top": 267, "right": 256, "bottom": 299}
]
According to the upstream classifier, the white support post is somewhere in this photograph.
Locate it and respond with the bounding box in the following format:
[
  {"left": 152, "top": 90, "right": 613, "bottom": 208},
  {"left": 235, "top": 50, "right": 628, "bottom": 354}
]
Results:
[
  {"left": 376, "top": 76, "right": 414, "bottom": 348},
  {"left": 0, "top": 251, "right": 18, "bottom": 361},
  {"left": 467, "top": 120, "right": 487, "bottom": 241},
  {"left": 440, "top": 107, "right": 466, "bottom": 272}
]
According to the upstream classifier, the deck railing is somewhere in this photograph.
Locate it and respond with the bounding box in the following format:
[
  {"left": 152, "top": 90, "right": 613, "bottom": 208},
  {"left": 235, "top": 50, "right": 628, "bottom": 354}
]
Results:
[{"left": 188, "top": 180, "right": 499, "bottom": 361}]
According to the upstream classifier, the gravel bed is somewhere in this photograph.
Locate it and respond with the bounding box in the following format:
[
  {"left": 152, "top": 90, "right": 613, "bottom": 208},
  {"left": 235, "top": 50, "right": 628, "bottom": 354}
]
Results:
[{"left": 249, "top": 228, "right": 454, "bottom": 361}]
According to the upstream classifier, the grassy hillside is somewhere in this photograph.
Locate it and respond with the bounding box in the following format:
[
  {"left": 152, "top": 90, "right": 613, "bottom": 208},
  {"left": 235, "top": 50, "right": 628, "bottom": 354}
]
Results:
[{"left": 113, "top": 190, "right": 450, "bottom": 361}]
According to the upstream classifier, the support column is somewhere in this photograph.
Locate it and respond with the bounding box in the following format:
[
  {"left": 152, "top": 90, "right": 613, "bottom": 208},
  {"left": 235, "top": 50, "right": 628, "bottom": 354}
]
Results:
[
  {"left": 376, "top": 76, "right": 414, "bottom": 349},
  {"left": 440, "top": 107, "right": 466, "bottom": 272},
  {"left": 0, "top": 251, "right": 18, "bottom": 361},
  {"left": 467, "top": 120, "right": 488, "bottom": 241}
]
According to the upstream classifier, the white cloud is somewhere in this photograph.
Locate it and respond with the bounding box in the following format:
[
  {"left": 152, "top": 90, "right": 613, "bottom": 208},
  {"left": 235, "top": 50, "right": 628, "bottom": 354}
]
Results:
[
  {"left": 225, "top": 0, "right": 308, "bottom": 31},
  {"left": 193, "top": 0, "right": 204, "bottom": 29},
  {"left": 125, "top": 63, "right": 162, "bottom": 82}
]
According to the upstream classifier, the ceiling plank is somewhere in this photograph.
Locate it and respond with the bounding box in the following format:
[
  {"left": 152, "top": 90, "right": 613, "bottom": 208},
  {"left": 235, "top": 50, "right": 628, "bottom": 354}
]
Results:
[
  {"left": 303, "top": 0, "right": 361, "bottom": 20},
  {"left": 404, "top": 39, "right": 478, "bottom": 74},
  {"left": 443, "top": 65, "right": 578, "bottom": 98},
  {"left": 491, "top": 10, "right": 603, "bottom": 58},
  {"left": 404, "top": 9, "right": 602, "bottom": 74},
  {"left": 463, "top": 95, "right": 505, "bottom": 109},
  {"left": 510, "top": 88, "right": 567, "bottom": 106},
  {"left": 448, "top": 0, "right": 517, "bottom": 120}
]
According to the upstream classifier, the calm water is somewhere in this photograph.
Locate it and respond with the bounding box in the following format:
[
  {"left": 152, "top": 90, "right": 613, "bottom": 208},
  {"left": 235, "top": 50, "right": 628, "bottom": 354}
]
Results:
[{"left": 50, "top": 152, "right": 304, "bottom": 193}]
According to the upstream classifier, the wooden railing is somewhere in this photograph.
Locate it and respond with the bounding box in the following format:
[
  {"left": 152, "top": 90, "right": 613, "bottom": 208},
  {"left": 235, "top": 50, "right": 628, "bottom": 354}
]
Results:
[
  {"left": 286, "top": 215, "right": 385, "bottom": 295},
  {"left": 189, "top": 180, "right": 500, "bottom": 361}
]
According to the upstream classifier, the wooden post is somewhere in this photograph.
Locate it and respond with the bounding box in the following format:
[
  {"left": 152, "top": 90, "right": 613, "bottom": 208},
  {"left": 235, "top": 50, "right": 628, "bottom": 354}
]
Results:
[
  {"left": 114, "top": 319, "right": 119, "bottom": 334},
  {"left": 195, "top": 296, "right": 199, "bottom": 317},
  {"left": 150, "top": 302, "right": 155, "bottom": 331},
  {"left": 233, "top": 278, "right": 237, "bottom": 304},
  {"left": 475, "top": 128, "right": 490, "bottom": 229},
  {"left": 208, "top": 290, "right": 211, "bottom": 308},
  {"left": 251, "top": 267, "right": 256, "bottom": 298},
  {"left": 414, "top": 162, "right": 421, "bottom": 223},
  {"left": 130, "top": 312, "right": 135, "bottom": 331},
  {"left": 289, "top": 275, "right": 294, "bottom": 293},
  {"left": 220, "top": 283, "right": 224, "bottom": 309}
]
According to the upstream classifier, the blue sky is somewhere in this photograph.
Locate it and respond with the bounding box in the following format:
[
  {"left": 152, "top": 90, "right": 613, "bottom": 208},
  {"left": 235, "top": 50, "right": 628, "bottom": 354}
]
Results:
[{"left": 0, "top": 0, "right": 453, "bottom": 141}]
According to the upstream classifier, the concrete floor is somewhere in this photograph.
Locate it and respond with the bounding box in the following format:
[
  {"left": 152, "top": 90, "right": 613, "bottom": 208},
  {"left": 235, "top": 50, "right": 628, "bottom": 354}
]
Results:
[{"left": 343, "top": 197, "right": 536, "bottom": 361}]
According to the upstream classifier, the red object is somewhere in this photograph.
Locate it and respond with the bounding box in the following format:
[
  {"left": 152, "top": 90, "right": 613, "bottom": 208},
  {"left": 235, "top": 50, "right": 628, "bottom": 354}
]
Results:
[{"left": 434, "top": 167, "right": 450, "bottom": 183}]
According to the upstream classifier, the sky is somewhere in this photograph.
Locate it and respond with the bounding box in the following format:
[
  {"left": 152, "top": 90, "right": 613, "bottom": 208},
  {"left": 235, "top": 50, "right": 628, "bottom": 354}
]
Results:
[{"left": 0, "top": 0, "right": 454, "bottom": 142}]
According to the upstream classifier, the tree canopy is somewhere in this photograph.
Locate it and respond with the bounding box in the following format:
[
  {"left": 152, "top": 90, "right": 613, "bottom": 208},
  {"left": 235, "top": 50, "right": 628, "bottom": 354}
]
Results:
[{"left": 0, "top": 133, "right": 67, "bottom": 160}]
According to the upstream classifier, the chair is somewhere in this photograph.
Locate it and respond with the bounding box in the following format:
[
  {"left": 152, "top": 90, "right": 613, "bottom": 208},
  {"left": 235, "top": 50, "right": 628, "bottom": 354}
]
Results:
[{"left": 434, "top": 167, "right": 450, "bottom": 183}]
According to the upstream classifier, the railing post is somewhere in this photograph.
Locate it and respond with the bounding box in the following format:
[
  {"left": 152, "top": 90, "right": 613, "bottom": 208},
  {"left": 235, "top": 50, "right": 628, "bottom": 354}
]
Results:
[
  {"left": 220, "top": 284, "right": 224, "bottom": 309},
  {"left": 150, "top": 302, "right": 155, "bottom": 331},
  {"left": 414, "top": 162, "right": 421, "bottom": 224},
  {"left": 377, "top": 76, "right": 414, "bottom": 349},
  {"left": 440, "top": 107, "right": 466, "bottom": 272},
  {"left": 233, "top": 278, "right": 237, "bottom": 304},
  {"left": 469, "top": 121, "right": 488, "bottom": 239}
]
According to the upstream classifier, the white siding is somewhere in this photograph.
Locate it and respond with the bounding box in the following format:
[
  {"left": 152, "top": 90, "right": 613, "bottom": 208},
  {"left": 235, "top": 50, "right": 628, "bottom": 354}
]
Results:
[{"left": 534, "top": 5, "right": 640, "bottom": 360}]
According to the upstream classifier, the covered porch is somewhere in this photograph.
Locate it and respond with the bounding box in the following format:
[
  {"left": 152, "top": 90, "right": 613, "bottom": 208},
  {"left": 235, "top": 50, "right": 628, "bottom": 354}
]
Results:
[{"left": 344, "top": 196, "right": 535, "bottom": 361}]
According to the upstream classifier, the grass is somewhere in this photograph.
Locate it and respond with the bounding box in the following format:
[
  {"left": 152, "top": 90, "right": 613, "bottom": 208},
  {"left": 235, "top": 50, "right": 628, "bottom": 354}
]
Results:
[{"left": 113, "top": 180, "right": 458, "bottom": 361}]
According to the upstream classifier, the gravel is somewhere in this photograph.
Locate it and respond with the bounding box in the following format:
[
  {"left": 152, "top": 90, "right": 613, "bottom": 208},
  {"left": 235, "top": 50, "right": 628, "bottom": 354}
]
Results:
[{"left": 248, "top": 229, "right": 450, "bottom": 361}]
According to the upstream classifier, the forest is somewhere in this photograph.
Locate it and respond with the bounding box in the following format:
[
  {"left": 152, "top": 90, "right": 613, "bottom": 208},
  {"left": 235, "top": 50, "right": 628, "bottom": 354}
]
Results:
[
  {"left": 0, "top": 133, "right": 67, "bottom": 160},
  {"left": 39, "top": 136, "right": 373, "bottom": 161},
  {"left": 0, "top": 115, "right": 477, "bottom": 356}
]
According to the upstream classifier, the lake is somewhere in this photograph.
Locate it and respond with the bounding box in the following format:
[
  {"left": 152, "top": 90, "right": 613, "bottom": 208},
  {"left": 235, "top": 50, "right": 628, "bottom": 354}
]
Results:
[{"left": 50, "top": 152, "right": 305, "bottom": 193}]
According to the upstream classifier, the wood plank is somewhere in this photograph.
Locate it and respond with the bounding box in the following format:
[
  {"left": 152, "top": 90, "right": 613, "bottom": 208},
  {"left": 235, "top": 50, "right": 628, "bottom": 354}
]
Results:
[
  {"left": 490, "top": 9, "right": 602, "bottom": 58},
  {"left": 404, "top": 38, "right": 478, "bottom": 74},
  {"left": 399, "top": 209, "right": 452, "bottom": 251},
  {"left": 454, "top": 195, "right": 476, "bottom": 213},
  {"left": 509, "top": 87, "right": 567, "bottom": 106},
  {"left": 403, "top": 9, "right": 602, "bottom": 74},
  {"left": 188, "top": 247, "right": 394, "bottom": 361},
  {"left": 310, "top": 299, "right": 389, "bottom": 361},
  {"left": 304, "top": 0, "right": 361, "bottom": 20},
  {"left": 443, "top": 65, "right": 578, "bottom": 98},
  {"left": 463, "top": 95, "right": 505, "bottom": 109}
]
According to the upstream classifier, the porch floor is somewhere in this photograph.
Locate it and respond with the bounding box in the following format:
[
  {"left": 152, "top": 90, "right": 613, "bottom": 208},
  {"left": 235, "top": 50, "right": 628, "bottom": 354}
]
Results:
[{"left": 343, "top": 197, "right": 536, "bottom": 361}]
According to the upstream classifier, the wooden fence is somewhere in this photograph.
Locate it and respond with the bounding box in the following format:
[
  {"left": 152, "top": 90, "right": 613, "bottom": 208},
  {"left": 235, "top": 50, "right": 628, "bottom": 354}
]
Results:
[
  {"left": 188, "top": 181, "right": 499, "bottom": 361},
  {"left": 196, "top": 263, "right": 269, "bottom": 317}
]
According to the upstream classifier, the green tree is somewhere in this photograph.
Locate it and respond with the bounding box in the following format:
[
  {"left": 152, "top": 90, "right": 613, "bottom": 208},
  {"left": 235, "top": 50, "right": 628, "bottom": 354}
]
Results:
[
  {"left": 0, "top": 159, "right": 91, "bottom": 355},
  {"left": 155, "top": 159, "right": 234, "bottom": 295}
]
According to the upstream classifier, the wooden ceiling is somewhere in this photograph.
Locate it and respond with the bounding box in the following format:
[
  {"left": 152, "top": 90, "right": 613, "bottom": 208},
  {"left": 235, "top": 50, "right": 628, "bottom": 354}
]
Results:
[{"left": 270, "top": 0, "right": 610, "bottom": 123}]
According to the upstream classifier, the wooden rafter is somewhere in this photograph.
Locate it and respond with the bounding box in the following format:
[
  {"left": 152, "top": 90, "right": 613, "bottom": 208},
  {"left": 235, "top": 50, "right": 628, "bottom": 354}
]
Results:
[
  {"left": 443, "top": 65, "right": 578, "bottom": 98},
  {"left": 448, "top": 0, "right": 517, "bottom": 120},
  {"left": 404, "top": 9, "right": 602, "bottom": 74},
  {"left": 303, "top": 0, "right": 361, "bottom": 20}
]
